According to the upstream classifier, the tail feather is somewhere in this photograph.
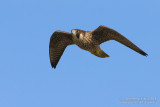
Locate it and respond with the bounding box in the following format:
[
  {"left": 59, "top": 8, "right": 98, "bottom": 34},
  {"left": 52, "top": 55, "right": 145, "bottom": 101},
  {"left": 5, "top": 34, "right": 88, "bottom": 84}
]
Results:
[{"left": 91, "top": 49, "right": 109, "bottom": 58}]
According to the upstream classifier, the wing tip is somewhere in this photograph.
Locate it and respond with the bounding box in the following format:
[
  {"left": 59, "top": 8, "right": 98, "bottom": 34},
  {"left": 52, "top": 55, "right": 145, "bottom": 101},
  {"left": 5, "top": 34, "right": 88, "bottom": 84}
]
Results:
[
  {"left": 51, "top": 62, "right": 56, "bottom": 69},
  {"left": 139, "top": 50, "right": 148, "bottom": 57}
]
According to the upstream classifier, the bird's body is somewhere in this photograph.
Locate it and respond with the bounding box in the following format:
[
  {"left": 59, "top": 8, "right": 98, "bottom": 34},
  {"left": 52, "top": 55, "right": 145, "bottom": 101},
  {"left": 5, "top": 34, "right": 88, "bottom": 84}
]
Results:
[
  {"left": 49, "top": 25, "right": 148, "bottom": 68},
  {"left": 72, "top": 30, "right": 99, "bottom": 51},
  {"left": 71, "top": 29, "right": 109, "bottom": 58}
]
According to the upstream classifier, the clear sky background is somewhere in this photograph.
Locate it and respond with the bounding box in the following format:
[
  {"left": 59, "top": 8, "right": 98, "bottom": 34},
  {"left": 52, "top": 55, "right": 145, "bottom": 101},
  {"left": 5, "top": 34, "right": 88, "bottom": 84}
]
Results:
[{"left": 0, "top": 0, "right": 159, "bottom": 107}]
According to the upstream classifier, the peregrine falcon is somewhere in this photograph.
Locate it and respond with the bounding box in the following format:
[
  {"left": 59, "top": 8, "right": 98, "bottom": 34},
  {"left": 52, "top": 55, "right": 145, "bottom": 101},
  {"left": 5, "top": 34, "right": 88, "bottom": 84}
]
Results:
[{"left": 49, "top": 25, "right": 148, "bottom": 68}]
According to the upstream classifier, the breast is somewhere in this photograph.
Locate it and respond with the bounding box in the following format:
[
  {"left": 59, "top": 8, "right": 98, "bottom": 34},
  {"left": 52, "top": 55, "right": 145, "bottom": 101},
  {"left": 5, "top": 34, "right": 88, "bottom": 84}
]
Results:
[{"left": 74, "top": 35, "right": 98, "bottom": 51}]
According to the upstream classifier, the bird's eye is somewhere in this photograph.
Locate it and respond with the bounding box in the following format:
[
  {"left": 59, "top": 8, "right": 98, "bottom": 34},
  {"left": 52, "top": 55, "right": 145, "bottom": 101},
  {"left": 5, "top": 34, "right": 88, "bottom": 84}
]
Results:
[{"left": 76, "top": 30, "right": 79, "bottom": 33}]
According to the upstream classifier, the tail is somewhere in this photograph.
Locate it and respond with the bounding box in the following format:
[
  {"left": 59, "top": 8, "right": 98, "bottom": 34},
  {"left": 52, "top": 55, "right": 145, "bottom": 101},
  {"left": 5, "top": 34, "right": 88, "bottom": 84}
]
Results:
[{"left": 91, "top": 49, "right": 109, "bottom": 58}]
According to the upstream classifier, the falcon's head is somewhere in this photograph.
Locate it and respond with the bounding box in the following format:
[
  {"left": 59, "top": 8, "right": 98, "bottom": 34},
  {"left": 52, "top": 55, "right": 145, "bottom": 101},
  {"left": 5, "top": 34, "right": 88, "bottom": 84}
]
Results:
[
  {"left": 71, "top": 29, "right": 81, "bottom": 38},
  {"left": 71, "top": 29, "right": 79, "bottom": 35}
]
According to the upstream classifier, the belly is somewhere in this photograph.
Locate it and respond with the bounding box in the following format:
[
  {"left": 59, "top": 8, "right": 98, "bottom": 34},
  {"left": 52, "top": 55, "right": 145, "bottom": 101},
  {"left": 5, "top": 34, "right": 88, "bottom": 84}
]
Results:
[
  {"left": 75, "top": 40, "right": 98, "bottom": 51},
  {"left": 73, "top": 35, "right": 99, "bottom": 51}
]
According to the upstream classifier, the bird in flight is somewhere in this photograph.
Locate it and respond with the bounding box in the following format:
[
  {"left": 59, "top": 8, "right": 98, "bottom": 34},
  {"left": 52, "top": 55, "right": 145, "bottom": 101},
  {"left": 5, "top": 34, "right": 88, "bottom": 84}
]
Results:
[{"left": 49, "top": 25, "right": 148, "bottom": 68}]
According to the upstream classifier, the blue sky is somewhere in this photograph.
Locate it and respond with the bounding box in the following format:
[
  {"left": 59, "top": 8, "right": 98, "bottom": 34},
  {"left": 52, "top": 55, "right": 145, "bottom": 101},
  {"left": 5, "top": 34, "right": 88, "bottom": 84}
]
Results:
[{"left": 0, "top": 0, "right": 159, "bottom": 107}]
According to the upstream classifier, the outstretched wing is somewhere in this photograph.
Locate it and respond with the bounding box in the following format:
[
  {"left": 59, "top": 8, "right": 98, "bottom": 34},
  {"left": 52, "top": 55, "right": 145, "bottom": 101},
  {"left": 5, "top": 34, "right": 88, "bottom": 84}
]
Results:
[
  {"left": 49, "top": 30, "right": 74, "bottom": 68},
  {"left": 92, "top": 25, "right": 148, "bottom": 56}
]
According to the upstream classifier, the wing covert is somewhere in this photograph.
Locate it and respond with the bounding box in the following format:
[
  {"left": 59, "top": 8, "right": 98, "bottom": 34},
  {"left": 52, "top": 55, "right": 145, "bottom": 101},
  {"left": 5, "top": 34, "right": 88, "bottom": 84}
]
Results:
[{"left": 92, "top": 25, "right": 148, "bottom": 56}]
